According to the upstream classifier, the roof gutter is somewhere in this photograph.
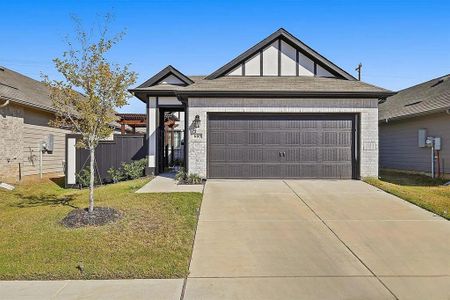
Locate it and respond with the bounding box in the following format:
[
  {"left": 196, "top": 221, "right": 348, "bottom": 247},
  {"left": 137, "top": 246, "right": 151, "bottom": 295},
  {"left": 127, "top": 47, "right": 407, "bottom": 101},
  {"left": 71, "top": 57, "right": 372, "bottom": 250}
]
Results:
[
  {"left": 0, "top": 97, "right": 10, "bottom": 108},
  {"left": 129, "top": 88, "right": 395, "bottom": 103},
  {"left": 175, "top": 90, "right": 395, "bottom": 99},
  {"left": 0, "top": 95, "right": 56, "bottom": 113},
  {"left": 379, "top": 106, "right": 450, "bottom": 123}
]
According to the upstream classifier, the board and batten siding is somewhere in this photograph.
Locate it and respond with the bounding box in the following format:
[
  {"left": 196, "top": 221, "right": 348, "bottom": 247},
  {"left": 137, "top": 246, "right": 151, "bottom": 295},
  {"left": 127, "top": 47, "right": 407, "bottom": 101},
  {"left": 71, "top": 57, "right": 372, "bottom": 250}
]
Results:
[
  {"left": 225, "top": 38, "right": 333, "bottom": 78},
  {"left": 379, "top": 112, "right": 450, "bottom": 175}
]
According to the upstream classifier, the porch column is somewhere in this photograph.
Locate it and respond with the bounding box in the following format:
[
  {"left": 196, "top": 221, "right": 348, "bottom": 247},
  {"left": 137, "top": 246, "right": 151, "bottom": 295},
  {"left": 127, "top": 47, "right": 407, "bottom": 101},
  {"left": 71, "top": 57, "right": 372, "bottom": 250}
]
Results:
[{"left": 147, "top": 97, "right": 158, "bottom": 175}]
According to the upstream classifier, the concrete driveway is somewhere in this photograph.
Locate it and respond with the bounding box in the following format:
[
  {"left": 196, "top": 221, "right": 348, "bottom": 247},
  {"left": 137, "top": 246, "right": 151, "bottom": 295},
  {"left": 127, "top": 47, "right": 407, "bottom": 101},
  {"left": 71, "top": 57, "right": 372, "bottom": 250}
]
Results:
[{"left": 184, "top": 180, "right": 450, "bottom": 300}]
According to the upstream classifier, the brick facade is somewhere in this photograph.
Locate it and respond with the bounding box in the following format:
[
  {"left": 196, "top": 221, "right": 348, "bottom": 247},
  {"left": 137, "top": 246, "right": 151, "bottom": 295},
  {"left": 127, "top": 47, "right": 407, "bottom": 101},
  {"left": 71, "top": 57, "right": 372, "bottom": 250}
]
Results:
[
  {"left": 187, "top": 98, "right": 379, "bottom": 178},
  {"left": 0, "top": 104, "right": 24, "bottom": 180}
]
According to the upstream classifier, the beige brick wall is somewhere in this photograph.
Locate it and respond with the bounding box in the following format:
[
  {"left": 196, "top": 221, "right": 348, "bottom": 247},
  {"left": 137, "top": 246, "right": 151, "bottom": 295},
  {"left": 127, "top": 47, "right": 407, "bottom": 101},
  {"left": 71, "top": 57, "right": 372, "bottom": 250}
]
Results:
[
  {"left": 187, "top": 97, "right": 379, "bottom": 178},
  {"left": 0, "top": 103, "right": 24, "bottom": 181}
]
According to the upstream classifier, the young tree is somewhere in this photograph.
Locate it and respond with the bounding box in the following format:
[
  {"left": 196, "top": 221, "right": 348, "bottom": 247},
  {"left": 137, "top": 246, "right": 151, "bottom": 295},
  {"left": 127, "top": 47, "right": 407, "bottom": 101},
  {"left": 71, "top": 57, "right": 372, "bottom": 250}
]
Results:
[{"left": 45, "top": 16, "right": 136, "bottom": 213}]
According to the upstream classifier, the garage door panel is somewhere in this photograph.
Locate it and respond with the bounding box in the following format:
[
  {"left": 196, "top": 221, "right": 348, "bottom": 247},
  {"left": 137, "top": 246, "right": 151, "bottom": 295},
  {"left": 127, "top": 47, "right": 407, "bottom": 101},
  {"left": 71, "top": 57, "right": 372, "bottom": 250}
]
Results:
[
  {"left": 322, "top": 148, "right": 352, "bottom": 162},
  {"left": 284, "top": 148, "right": 319, "bottom": 162},
  {"left": 208, "top": 114, "right": 356, "bottom": 179},
  {"left": 322, "top": 131, "right": 352, "bottom": 146}
]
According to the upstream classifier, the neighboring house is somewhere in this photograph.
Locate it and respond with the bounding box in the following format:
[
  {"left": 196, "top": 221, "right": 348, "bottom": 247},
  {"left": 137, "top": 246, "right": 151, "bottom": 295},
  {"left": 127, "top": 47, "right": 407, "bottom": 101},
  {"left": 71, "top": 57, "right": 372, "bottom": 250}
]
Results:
[
  {"left": 379, "top": 74, "right": 450, "bottom": 176},
  {"left": 130, "top": 28, "right": 392, "bottom": 179},
  {"left": 0, "top": 66, "right": 69, "bottom": 182}
]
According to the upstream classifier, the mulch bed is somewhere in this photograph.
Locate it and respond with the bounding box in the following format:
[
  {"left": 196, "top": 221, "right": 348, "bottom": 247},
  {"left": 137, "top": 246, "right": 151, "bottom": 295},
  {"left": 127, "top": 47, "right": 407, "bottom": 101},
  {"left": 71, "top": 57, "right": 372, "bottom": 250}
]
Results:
[{"left": 61, "top": 207, "right": 122, "bottom": 228}]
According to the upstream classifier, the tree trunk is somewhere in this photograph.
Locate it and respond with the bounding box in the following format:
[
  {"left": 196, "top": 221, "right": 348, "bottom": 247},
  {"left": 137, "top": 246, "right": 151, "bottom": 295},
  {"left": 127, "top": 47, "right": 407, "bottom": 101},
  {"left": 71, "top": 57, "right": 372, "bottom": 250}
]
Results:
[{"left": 88, "top": 147, "right": 95, "bottom": 213}]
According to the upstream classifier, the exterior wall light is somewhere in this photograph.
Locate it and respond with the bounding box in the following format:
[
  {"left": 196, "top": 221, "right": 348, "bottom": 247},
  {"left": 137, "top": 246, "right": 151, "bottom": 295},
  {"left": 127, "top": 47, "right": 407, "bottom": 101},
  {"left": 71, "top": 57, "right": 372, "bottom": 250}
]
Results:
[{"left": 193, "top": 115, "right": 201, "bottom": 128}]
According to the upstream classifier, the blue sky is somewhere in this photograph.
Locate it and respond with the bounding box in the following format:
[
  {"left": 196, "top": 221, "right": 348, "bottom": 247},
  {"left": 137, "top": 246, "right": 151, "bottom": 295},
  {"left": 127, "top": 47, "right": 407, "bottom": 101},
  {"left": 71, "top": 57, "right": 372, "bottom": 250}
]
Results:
[{"left": 1, "top": 0, "right": 449, "bottom": 113}]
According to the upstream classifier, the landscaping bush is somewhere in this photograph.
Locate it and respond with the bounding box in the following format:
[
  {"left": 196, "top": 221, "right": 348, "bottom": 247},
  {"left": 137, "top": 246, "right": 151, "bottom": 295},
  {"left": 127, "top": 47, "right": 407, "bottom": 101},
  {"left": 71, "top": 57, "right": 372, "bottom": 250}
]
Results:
[
  {"left": 107, "top": 167, "right": 125, "bottom": 183},
  {"left": 187, "top": 173, "right": 202, "bottom": 185},
  {"left": 122, "top": 158, "right": 147, "bottom": 180},
  {"left": 175, "top": 167, "right": 187, "bottom": 182},
  {"left": 76, "top": 167, "right": 99, "bottom": 188},
  {"left": 175, "top": 168, "right": 203, "bottom": 185},
  {"left": 77, "top": 158, "right": 147, "bottom": 187}
]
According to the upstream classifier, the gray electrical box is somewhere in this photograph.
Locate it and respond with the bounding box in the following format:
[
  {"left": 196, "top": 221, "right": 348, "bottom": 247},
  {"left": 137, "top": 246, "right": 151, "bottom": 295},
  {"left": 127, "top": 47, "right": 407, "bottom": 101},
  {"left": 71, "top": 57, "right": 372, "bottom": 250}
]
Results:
[
  {"left": 435, "top": 137, "right": 441, "bottom": 151},
  {"left": 46, "top": 134, "right": 54, "bottom": 152},
  {"left": 418, "top": 129, "right": 426, "bottom": 147}
]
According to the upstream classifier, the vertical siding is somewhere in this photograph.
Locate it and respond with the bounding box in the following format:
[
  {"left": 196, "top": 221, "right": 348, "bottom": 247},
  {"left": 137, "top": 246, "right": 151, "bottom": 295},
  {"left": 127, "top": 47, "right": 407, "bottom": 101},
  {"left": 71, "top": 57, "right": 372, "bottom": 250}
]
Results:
[{"left": 379, "top": 112, "right": 450, "bottom": 174}]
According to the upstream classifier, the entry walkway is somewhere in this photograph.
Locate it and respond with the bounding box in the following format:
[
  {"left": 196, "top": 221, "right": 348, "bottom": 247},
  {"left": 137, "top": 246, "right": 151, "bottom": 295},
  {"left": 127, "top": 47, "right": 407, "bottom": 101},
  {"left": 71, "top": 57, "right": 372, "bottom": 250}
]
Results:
[{"left": 136, "top": 172, "right": 204, "bottom": 193}]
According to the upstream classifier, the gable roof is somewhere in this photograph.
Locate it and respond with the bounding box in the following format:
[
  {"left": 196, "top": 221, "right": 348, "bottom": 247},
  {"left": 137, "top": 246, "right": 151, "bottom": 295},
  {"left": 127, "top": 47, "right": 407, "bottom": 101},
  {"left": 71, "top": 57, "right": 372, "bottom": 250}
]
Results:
[
  {"left": 136, "top": 65, "right": 194, "bottom": 88},
  {"left": 0, "top": 66, "right": 55, "bottom": 112},
  {"left": 379, "top": 74, "right": 450, "bottom": 121},
  {"left": 205, "top": 28, "right": 356, "bottom": 80}
]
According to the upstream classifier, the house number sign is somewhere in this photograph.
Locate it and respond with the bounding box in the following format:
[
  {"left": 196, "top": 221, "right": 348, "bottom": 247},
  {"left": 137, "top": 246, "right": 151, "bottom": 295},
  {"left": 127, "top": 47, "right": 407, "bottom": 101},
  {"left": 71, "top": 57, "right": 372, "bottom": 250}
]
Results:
[{"left": 191, "top": 129, "right": 203, "bottom": 139}]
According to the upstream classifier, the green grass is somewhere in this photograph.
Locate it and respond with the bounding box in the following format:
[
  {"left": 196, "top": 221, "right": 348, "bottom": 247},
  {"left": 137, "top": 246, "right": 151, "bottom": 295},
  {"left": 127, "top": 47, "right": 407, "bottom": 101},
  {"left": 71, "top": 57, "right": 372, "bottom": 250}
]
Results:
[
  {"left": 0, "top": 177, "right": 202, "bottom": 280},
  {"left": 364, "top": 170, "right": 450, "bottom": 220}
]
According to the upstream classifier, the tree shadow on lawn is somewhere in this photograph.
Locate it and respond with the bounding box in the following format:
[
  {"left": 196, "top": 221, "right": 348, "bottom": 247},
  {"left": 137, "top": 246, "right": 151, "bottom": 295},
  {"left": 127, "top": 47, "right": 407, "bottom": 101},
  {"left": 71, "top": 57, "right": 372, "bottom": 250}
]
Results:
[
  {"left": 13, "top": 193, "right": 79, "bottom": 209},
  {"left": 379, "top": 170, "right": 448, "bottom": 187}
]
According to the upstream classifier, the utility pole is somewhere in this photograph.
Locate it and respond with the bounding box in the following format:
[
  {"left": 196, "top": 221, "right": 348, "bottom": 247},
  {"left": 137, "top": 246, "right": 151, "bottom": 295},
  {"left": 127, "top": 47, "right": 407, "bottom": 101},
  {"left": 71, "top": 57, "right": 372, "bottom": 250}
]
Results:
[{"left": 355, "top": 63, "right": 362, "bottom": 81}]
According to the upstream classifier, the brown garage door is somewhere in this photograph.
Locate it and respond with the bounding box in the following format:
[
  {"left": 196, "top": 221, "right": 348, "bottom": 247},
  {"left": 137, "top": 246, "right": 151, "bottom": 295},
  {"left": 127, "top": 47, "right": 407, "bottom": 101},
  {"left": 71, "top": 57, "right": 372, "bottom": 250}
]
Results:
[{"left": 207, "top": 113, "right": 357, "bottom": 179}]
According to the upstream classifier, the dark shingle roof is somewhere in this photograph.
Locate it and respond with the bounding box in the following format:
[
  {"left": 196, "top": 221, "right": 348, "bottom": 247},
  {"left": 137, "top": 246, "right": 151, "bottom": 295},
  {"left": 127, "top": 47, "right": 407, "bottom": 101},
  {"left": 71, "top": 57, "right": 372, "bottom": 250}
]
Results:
[
  {"left": 177, "top": 76, "right": 392, "bottom": 97},
  {"left": 379, "top": 74, "right": 450, "bottom": 121},
  {"left": 0, "top": 66, "right": 55, "bottom": 112},
  {"left": 131, "top": 75, "right": 390, "bottom": 97}
]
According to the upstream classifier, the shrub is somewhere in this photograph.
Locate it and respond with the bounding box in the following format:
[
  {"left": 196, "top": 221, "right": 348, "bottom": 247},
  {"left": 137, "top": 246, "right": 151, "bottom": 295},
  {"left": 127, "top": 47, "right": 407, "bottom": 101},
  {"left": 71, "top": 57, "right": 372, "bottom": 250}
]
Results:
[
  {"left": 122, "top": 158, "right": 147, "bottom": 180},
  {"left": 175, "top": 168, "right": 187, "bottom": 182},
  {"left": 187, "top": 173, "right": 202, "bottom": 184},
  {"left": 107, "top": 167, "right": 124, "bottom": 183},
  {"left": 175, "top": 168, "right": 202, "bottom": 185},
  {"left": 76, "top": 167, "right": 99, "bottom": 188}
]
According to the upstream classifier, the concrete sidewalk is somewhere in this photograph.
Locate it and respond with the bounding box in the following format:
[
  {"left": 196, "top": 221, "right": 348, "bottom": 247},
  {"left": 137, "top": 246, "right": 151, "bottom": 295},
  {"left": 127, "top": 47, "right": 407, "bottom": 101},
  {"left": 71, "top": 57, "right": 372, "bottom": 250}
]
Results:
[
  {"left": 136, "top": 172, "right": 203, "bottom": 193},
  {"left": 0, "top": 279, "right": 184, "bottom": 300}
]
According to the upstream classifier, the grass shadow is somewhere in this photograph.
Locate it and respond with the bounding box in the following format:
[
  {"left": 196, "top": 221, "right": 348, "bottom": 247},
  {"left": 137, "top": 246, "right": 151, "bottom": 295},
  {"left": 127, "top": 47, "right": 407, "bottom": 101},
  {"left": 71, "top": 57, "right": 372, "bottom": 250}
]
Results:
[
  {"left": 13, "top": 193, "right": 79, "bottom": 209},
  {"left": 379, "top": 170, "right": 448, "bottom": 187},
  {"left": 50, "top": 177, "right": 66, "bottom": 189}
]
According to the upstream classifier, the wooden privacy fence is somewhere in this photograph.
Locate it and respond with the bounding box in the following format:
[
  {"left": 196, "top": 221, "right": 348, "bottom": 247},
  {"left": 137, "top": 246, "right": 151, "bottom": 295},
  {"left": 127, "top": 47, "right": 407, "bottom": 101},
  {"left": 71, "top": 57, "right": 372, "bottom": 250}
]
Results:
[{"left": 65, "top": 134, "right": 146, "bottom": 187}]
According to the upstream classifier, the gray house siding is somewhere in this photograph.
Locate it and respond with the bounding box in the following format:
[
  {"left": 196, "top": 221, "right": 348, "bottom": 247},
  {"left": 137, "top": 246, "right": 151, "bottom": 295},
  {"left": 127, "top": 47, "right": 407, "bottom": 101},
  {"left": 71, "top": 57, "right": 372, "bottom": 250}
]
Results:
[
  {"left": 379, "top": 112, "right": 450, "bottom": 175},
  {"left": 188, "top": 97, "right": 379, "bottom": 178}
]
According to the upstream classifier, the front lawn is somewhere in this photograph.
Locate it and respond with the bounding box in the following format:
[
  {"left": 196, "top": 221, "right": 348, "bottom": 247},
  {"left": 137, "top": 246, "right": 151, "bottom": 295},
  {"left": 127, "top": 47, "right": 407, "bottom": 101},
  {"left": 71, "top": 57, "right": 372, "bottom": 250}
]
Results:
[
  {"left": 0, "top": 177, "right": 202, "bottom": 280},
  {"left": 365, "top": 170, "right": 450, "bottom": 220}
]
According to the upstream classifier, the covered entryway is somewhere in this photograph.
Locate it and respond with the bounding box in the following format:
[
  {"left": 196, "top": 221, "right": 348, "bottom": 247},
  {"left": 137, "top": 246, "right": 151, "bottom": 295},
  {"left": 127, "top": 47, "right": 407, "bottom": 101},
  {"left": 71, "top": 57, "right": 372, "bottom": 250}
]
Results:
[{"left": 207, "top": 113, "right": 358, "bottom": 179}]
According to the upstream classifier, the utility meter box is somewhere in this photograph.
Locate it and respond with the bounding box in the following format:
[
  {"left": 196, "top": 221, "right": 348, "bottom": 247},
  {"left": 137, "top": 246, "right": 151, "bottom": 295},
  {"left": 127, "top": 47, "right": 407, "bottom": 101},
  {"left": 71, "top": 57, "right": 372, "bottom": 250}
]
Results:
[
  {"left": 418, "top": 129, "right": 427, "bottom": 147},
  {"left": 435, "top": 137, "right": 441, "bottom": 151},
  {"left": 46, "top": 134, "right": 54, "bottom": 152}
]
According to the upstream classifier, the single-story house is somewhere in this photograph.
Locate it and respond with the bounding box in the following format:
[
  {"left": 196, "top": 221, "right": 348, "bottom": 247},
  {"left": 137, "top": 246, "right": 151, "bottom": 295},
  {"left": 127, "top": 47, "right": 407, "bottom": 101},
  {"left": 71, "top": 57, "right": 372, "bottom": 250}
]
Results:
[
  {"left": 0, "top": 66, "right": 132, "bottom": 182},
  {"left": 130, "top": 28, "right": 393, "bottom": 179},
  {"left": 0, "top": 66, "right": 70, "bottom": 182},
  {"left": 379, "top": 74, "right": 450, "bottom": 177}
]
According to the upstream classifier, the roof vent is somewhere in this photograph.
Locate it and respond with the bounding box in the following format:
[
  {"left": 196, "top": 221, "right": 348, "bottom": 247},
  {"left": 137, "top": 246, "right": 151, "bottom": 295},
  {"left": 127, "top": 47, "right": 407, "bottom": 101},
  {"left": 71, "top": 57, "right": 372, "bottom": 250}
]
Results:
[
  {"left": 404, "top": 101, "right": 422, "bottom": 107},
  {"left": 431, "top": 75, "right": 450, "bottom": 88}
]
